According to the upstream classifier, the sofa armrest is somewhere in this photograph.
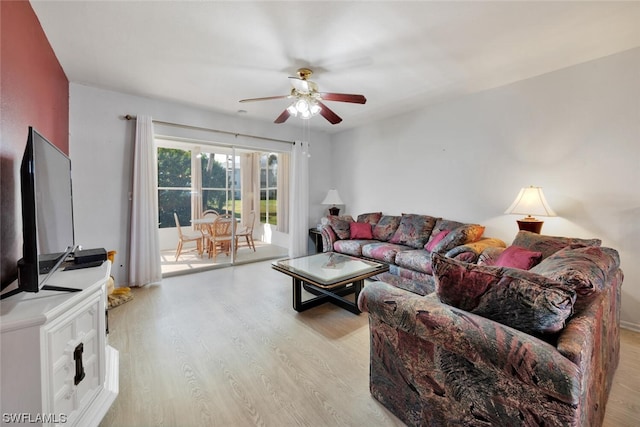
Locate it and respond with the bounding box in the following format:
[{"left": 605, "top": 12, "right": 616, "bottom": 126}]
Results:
[
  {"left": 445, "top": 237, "right": 507, "bottom": 263},
  {"left": 358, "top": 281, "right": 581, "bottom": 405},
  {"left": 319, "top": 224, "right": 337, "bottom": 252}
]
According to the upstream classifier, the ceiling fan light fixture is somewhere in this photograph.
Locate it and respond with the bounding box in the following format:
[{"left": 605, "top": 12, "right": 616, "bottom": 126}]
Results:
[
  {"left": 295, "top": 98, "right": 309, "bottom": 113},
  {"left": 240, "top": 68, "right": 364, "bottom": 125},
  {"left": 310, "top": 103, "right": 321, "bottom": 115},
  {"left": 287, "top": 95, "right": 321, "bottom": 119}
]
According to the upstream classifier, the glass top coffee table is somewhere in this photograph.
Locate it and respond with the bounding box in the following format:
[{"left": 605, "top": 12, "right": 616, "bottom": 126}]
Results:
[{"left": 272, "top": 252, "right": 388, "bottom": 314}]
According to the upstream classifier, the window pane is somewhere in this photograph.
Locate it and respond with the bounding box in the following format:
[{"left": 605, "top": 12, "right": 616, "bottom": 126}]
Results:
[
  {"left": 201, "top": 153, "right": 226, "bottom": 188},
  {"left": 158, "top": 148, "right": 191, "bottom": 187},
  {"left": 158, "top": 189, "right": 191, "bottom": 229},
  {"left": 260, "top": 189, "right": 267, "bottom": 223},
  {"left": 268, "top": 190, "right": 277, "bottom": 225},
  {"left": 202, "top": 189, "right": 228, "bottom": 214}
]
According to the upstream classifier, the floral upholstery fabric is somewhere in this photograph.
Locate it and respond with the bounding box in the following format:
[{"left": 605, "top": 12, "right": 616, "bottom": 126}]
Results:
[
  {"left": 395, "top": 249, "right": 433, "bottom": 274},
  {"left": 432, "top": 253, "right": 576, "bottom": 335},
  {"left": 372, "top": 215, "right": 401, "bottom": 241},
  {"left": 511, "top": 230, "right": 601, "bottom": 259},
  {"left": 357, "top": 211, "right": 383, "bottom": 225},
  {"left": 332, "top": 239, "right": 378, "bottom": 257},
  {"left": 327, "top": 215, "right": 354, "bottom": 240},
  {"left": 477, "top": 246, "right": 506, "bottom": 266},
  {"left": 431, "top": 224, "right": 485, "bottom": 254},
  {"left": 389, "top": 214, "right": 438, "bottom": 249},
  {"left": 530, "top": 245, "right": 620, "bottom": 312},
  {"left": 362, "top": 242, "right": 412, "bottom": 264},
  {"left": 320, "top": 225, "right": 337, "bottom": 253},
  {"left": 373, "top": 271, "right": 435, "bottom": 296},
  {"left": 443, "top": 237, "right": 507, "bottom": 263},
  {"left": 358, "top": 247, "right": 623, "bottom": 427},
  {"left": 319, "top": 212, "right": 504, "bottom": 296},
  {"left": 424, "top": 218, "right": 465, "bottom": 247},
  {"left": 389, "top": 264, "right": 435, "bottom": 287}
]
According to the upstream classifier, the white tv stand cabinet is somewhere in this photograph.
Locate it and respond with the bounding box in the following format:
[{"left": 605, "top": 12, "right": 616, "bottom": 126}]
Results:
[{"left": 1, "top": 262, "right": 118, "bottom": 426}]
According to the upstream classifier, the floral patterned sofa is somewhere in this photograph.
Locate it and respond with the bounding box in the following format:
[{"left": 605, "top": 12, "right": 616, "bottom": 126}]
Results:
[
  {"left": 319, "top": 212, "right": 507, "bottom": 295},
  {"left": 358, "top": 230, "right": 623, "bottom": 426}
]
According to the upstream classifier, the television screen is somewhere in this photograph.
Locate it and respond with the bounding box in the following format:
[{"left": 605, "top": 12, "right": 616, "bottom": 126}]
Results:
[
  {"left": 17, "top": 127, "right": 75, "bottom": 293},
  {"left": 33, "top": 128, "right": 75, "bottom": 259}
]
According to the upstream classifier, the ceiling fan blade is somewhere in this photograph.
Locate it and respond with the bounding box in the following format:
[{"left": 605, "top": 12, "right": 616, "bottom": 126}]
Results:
[
  {"left": 239, "top": 95, "right": 289, "bottom": 103},
  {"left": 317, "top": 101, "right": 342, "bottom": 124},
  {"left": 274, "top": 109, "right": 291, "bottom": 124},
  {"left": 319, "top": 93, "right": 367, "bottom": 104}
]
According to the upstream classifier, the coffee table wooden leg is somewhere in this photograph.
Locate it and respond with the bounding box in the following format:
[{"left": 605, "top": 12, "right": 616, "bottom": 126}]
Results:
[
  {"left": 292, "top": 278, "right": 330, "bottom": 312},
  {"left": 293, "top": 277, "right": 303, "bottom": 311}
]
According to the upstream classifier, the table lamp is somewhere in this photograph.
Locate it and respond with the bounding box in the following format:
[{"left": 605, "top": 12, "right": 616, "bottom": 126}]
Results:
[
  {"left": 322, "top": 189, "right": 344, "bottom": 216},
  {"left": 505, "top": 186, "right": 556, "bottom": 234}
]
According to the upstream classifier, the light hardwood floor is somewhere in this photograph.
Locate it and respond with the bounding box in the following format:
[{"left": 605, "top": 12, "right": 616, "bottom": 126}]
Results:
[{"left": 101, "top": 261, "right": 640, "bottom": 427}]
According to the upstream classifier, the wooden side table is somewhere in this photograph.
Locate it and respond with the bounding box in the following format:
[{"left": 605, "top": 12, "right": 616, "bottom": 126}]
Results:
[{"left": 308, "top": 228, "right": 324, "bottom": 254}]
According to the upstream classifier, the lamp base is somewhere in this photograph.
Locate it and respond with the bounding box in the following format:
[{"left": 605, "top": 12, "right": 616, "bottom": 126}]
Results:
[
  {"left": 516, "top": 219, "right": 544, "bottom": 234},
  {"left": 328, "top": 206, "right": 340, "bottom": 216}
]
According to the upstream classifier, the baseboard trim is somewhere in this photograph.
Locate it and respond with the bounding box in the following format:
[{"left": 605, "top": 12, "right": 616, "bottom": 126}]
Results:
[{"left": 621, "top": 320, "right": 640, "bottom": 333}]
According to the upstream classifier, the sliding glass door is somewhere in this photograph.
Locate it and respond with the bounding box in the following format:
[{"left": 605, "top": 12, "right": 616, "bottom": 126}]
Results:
[{"left": 156, "top": 138, "right": 289, "bottom": 272}]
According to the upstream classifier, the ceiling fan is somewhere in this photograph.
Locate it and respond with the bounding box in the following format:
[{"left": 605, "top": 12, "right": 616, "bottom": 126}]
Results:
[{"left": 239, "top": 68, "right": 367, "bottom": 125}]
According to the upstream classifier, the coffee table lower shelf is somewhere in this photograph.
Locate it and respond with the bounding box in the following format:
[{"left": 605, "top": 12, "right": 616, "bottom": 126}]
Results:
[{"left": 294, "top": 279, "right": 363, "bottom": 314}]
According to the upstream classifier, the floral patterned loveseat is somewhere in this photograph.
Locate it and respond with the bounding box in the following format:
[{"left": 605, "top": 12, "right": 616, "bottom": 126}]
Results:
[
  {"left": 358, "top": 231, "right": 623, "bottom": 426},
  {"left": 319, "top": 212, "right": 506, "bottom": 295}
]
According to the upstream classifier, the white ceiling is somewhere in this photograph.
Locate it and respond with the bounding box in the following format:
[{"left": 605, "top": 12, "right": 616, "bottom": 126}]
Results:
[{"left": 30, "top": 1, "right": 640, "bottom": 133}]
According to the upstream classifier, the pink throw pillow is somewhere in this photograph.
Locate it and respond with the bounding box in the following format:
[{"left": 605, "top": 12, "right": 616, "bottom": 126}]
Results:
[
  {"left": 425, "top": 230, "right": 450, "bottom": 252},
  {"left": 350, "top": 222, "right": 373, "bottom": 239},
  {"left": 494, "top": 245, "right": 543, "bottom": 270}
]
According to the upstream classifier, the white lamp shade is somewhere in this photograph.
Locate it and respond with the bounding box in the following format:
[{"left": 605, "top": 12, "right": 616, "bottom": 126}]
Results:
[
  {"left": 321, "top": 189, "right": 344, "bottom": 206},
  {"left": 505, "top": 186, "right": 556, "bottom": 217}
]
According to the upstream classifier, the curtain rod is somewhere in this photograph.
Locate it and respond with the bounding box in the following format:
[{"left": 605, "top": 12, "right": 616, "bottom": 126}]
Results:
[{"left": 123, "top": 114, "right": 295, "bottom": 145}]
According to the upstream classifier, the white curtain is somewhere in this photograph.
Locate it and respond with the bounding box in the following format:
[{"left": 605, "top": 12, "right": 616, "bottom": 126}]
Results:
[
  {"left": 191, "top": 146, "right": 203, "bottom": 224},
  {"left": 240, "top": 153, "right": 260, "bottom": 227},
  {"left": 277, "top": 153, "right": 290, "bottom": 233},
  {"left": 288, "top": 141, "right": 309, "bottom": 257},
  {"left": 129, "top": 115, "right": 162, "bottom": 287}
]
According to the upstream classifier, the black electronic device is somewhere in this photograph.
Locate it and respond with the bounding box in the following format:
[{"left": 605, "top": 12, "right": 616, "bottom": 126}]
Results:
[
  {"left": 64, "top": 261, "right": 104, "bottom": 271},
  {"left": 74, "top": 248, "right": 107, "bottom": 265},
  {"left": 1, "top": 127, "right": 80, "bottom": 300}
]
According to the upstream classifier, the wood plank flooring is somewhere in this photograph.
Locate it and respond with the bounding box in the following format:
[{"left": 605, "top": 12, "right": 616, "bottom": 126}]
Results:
[{"left": 100, "top": 261, "right": 640, "bottom": 427}]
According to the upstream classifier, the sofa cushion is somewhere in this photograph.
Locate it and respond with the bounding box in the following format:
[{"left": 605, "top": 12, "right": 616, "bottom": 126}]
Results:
[
  {"left": 425, "top": 219, "right": 465, "bottom": 247},
  {"left": 431, "top": 224, "right": 485, "bottom": 254},
  {"left": 350, "top": 222, "right": 373, "bottom": 239},
  {"left": 395, "top": 249, "right": 434, "bottom": 274},
  {"left": 432, "top": 253, "right": 576, "bottom": 335},
  {"left": 477, "top": 246, "right": 506, "bottom": 266},
  {"left": 357, "top": 211, "right": 383, "bottom": 225},
  {"left": 530, "top": 245, "right": 619, "bottom": 311},
  {"left": 493, "top": 245, "right": 542, "bottom": 270},
  {"left": 333, "top": 239, "right": 378, "bottom": 257},
  {"left": 376, "top": 269, "right": 436, "bottom": 296},
  {"left": 389, "top": 214, "right": 438, "bottom": 249},
  {"left": 372, "top": 215, "right": 402, "bottom": 241},
  {"left": 511, "top": 230, "right": 601, "bottom": 260},
  {"left": 425, "top": 230, "right": 450, "bottom": 252},
  {"left": 362, "top": 242, "right": 412, "bottom": 264},
  {"left": 328, "top": 215, "right": 354, "bottom": 240}
]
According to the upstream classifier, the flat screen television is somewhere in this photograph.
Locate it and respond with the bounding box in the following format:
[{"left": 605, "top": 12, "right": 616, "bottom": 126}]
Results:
[{"left": 2, "top": 127, "right": 79, "bottom": 299}]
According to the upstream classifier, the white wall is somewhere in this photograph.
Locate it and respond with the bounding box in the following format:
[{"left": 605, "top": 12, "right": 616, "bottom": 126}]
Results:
[
  {"left": 331, "top": 48, "right": 640, "bottom": 330},
  {"left": 69, "top": 84, "right": 332, "bottom": 286}
]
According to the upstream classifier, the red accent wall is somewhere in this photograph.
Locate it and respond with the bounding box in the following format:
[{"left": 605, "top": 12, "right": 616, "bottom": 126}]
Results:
[{"left": 0, "top": 0, "right": 69, "bottom": 287}]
